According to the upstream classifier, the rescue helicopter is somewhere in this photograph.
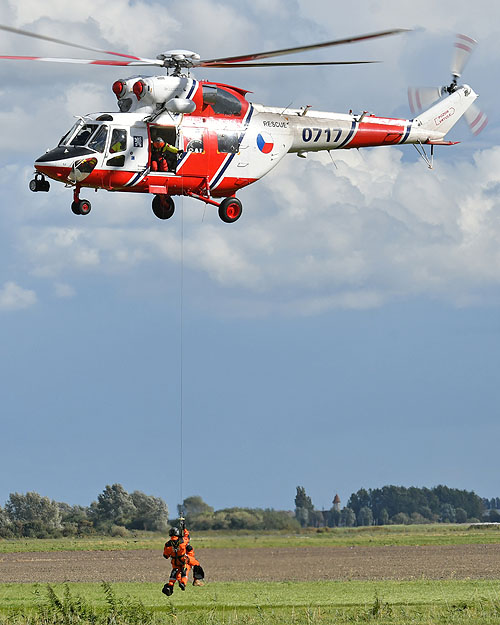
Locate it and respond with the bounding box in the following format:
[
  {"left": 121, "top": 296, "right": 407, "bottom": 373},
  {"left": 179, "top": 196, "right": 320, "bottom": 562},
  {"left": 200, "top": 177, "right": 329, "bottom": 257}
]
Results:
[{"left": 0, "top": 25, "right": 487, "bottom": 223}]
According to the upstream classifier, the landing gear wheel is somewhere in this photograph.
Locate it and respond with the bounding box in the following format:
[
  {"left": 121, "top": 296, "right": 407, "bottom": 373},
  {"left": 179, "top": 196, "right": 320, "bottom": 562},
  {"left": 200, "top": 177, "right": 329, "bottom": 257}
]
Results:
[
  {"left": 152, "top": 194, "right": 175, "bottom": 220},
  {"left": 79, "top": 199, "right": 91, "bottom": 215},
  {"left": 71, "top": 199, "right": 91, "bottom": 215},
  {"left": 218, "top": 197, "right": 242, "bottom": 223}
]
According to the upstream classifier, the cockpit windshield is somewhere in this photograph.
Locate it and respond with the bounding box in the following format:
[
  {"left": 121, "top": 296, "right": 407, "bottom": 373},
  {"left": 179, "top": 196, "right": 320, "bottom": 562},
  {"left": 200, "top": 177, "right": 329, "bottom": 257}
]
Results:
[
  {"left": 70, "top": 124, "right": 99, "bottom": 146},
  {"left": 58, "top": 122, "right": 109, "bottom": 152}
]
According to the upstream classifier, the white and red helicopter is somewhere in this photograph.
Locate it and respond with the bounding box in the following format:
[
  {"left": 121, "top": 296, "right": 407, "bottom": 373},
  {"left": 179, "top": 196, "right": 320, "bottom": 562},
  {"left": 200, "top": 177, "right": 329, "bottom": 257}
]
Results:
[{"left": 0, "top": 26, "right": 487, "bottom": 222}]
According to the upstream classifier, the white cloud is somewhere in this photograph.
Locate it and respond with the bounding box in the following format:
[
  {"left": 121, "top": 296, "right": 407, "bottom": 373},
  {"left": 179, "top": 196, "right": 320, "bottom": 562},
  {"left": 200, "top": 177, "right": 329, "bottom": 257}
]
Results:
[
  {"left": 2, "top": 0, "right": 500, "bottom": 315},
  {"left": 53, "top": 282, "right": 75, "bottom": 298},
  {"left": 0, "top": 281, "right": 37, "bottom": 310}
]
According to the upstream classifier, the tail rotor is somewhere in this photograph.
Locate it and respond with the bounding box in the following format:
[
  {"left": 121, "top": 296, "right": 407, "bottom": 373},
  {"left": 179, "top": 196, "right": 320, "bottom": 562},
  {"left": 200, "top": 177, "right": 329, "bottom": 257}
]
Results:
[{"left": 408, "top": 33, "right": 487, "bottom": 135}]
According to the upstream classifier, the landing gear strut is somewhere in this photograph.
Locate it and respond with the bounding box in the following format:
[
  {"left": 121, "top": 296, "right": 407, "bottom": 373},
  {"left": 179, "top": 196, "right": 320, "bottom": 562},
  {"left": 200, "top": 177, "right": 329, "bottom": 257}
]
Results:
[
  {"left": 29, "top": 173, "right": 50, "bottom": 192},
  {"left": 71, "top": 185, "right": 91, "bottom": 216}
]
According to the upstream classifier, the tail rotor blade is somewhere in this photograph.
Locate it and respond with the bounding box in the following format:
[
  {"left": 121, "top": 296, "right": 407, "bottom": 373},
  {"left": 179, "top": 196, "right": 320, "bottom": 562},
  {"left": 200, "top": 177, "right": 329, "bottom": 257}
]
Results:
[
  {"left": 408, "top": 86, "right": 442, "bottom": 115},
  {"left": 451, "top": 33, "right": 477, "bottom": 78},
  {"left": 464, "top": 103, "right": 488, "bottom": 135}
]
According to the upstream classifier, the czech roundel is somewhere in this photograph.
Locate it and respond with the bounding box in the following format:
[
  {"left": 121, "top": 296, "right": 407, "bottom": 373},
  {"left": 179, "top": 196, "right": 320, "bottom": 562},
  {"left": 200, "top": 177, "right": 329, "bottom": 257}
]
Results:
[{"left": 257, "top": 132, "right": 274, "bottom": 154}]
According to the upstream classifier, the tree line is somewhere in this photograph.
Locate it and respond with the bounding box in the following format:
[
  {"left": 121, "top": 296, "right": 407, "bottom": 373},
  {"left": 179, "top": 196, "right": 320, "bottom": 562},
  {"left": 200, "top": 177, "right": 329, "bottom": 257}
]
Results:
[
  {"left": 0, "top": 484, "right": 169, "bottom": 538},
  {"left": 2, "top": 483, "right": 498, "bottom": 538},
  {"left": 294, "top": 484, "right": 498, "bottom": 527}
]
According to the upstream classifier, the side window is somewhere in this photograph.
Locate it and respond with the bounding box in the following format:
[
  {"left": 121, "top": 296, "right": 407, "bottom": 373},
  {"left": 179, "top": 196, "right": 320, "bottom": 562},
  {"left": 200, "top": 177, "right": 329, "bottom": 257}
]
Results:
[
  {"left": 218, "top": 132, "right": 240, "bottom": 154},
  {"left": 214, "top": 89, "right": 242, "bottom": 116},
  {"left": 202, "top": 85, "right": 243, "bottom": 116},
  {"left": 88, "top": 126, "right": 108, "bottom": 153},
  {"left": 106, "top": 154, "right": 125, "bottom": 167},
  {"left": 109, "top": 128, "right": 127, "bottom": 154}
]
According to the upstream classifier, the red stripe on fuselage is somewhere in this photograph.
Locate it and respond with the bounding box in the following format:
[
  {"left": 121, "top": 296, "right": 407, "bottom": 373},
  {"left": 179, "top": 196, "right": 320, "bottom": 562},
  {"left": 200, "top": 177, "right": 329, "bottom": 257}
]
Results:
[{"left": 348, "top": 120, "right": 405, "bottom": 148}]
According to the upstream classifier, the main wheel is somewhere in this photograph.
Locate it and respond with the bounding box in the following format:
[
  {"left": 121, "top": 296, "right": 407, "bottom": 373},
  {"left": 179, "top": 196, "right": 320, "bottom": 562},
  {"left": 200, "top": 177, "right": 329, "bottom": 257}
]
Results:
[
  {"left": 71, "top": 201, "right": 81, "bottom": 215},
  {"left": 79, "top": 199, "right": 91, "bottom": 215},
  {"left": 152, "top": 194, "right": 175, "bottom": 220},
  {"left": 29, "top": 179, "right": 38, "bottom": 192},
  {"left": 218, "top": 197, "right": 242, "bottom": 223}
]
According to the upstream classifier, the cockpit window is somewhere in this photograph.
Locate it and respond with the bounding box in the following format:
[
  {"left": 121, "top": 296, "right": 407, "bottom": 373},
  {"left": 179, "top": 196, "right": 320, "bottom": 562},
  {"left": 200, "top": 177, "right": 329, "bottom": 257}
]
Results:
[
  {"left": 59, "top": 122, "right": 80, "bottom": 146},
  {"left": 88, "top": 125, "right": 108, "bottom": 153},
  {"left": 109, "top": 129, "right": 127, "bottom": 153},
  {"left": 70, "top": 124, "right": 98, "bottom": 147}
]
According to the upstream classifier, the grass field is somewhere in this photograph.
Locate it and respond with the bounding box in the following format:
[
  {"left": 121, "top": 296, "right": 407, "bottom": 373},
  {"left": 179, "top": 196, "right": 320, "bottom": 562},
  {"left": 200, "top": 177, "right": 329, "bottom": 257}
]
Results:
[
  {"left": 2, "top": 526, "right": 500, "bottom": 624},
  {"left": 1, "top": 523, "right": 500, "bottom": 553},
  {"left": 2, "top": 580, "right": 500, "bottom": 624}
]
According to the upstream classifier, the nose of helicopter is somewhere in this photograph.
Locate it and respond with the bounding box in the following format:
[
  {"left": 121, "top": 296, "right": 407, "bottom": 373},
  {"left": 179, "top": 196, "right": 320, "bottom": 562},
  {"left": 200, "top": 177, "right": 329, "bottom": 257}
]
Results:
[{"left": 34, "top": 146, "right": 93, "bottom": 182}]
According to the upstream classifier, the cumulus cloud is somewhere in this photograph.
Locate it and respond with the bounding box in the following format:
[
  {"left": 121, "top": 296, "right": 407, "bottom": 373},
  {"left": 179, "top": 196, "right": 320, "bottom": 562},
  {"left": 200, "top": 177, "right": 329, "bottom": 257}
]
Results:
[
  {"left": 2, "top": 0, "right": 500, "bottom": 316},
  {"left": 0, "top": 281, "right": 37, "bottom": 311}
]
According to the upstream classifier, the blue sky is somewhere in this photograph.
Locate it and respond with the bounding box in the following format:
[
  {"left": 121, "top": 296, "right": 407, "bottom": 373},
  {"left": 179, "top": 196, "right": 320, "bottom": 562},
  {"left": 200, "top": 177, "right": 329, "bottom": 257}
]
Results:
[{"left": 1, "top": 0, "right": 499, "bottom": 516}]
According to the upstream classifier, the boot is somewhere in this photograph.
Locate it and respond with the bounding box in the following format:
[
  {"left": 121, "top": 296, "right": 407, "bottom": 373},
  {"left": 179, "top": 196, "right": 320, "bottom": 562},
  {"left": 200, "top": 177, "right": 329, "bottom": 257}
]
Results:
[
  {"left": 178, "top": 582, "right": 186, "bottom": 591},
  {"left": 162, "top": 583, "right": 173, "bottom": 596}
]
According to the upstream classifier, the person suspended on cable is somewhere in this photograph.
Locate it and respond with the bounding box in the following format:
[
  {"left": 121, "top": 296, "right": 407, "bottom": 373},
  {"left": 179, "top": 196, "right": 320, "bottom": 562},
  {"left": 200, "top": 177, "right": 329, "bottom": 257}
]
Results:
[{"left": 162, "top": 526, "right": 205, "bottom": 596}]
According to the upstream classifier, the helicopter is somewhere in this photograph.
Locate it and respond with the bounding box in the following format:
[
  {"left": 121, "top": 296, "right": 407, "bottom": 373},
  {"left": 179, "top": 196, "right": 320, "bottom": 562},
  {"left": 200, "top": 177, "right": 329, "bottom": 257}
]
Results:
[{"left": 0, "top": 25, "right": 487, "bottom": 223}]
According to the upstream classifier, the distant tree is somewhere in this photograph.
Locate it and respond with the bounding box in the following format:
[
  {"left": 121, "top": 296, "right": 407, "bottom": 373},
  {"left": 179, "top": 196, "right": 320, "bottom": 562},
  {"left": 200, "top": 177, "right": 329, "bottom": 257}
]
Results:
[
  {"left": 89, "top": 484, "right": 136, "bottom": 528},
  {"left": 295, "top": 486, "right": 314, "bottom": 527},
  {"left": 295, "top": 487, "right": 314, "bottom": 513},
  {"left": 178, "top": 496, "right": 214, "bottom": 524},
  {"left": 440, "top": 503, "right": 456, "bottom": 523},
  {"left": 130, "top": 491, "right": 168, "bottom": 531},
  {"left": 347, "top": 489, "right": 371, "bottom": 516},
  {"left": 455, "top": 508, "right": 468, "bottom": 524},
  {"left": 391, "top": 512, "right": 410, "bottom": 525},
  {"left": 309, "top": 510, "right": 326, "bottom": 528},
  {"left": 340, "top": 507, "right": 356, "bottom": 527},
  {"left": 410, "top": 512, "right": 428, "bottom": 524},
  {"left": 5, "top": 492, "right": 61, "bottom": 534},
  {"left": 327, "top": 508, "right": 341, "bottom": 528},
  {"left": 357, "top": 506, "right": 373, "bottom": 526},
  {"left": 378, "top": 508, "right": 389, "bottom": 525},
  {"left": 0, "top": 506, "right": 11, "bottom": 537},
  {"left": 295, "top": 506, "right": 309, "bottom": 528},
  {"left": 488, "top": 510, "right": 500, "bottom": 522},
  {"left": 262, "top": 509, "right": 300, "bottom": 531}
]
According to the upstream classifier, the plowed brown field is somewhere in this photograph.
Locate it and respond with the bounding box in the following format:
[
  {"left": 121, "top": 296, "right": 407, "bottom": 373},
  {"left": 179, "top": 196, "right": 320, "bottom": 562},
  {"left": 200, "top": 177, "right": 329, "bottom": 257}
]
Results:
[{"left": 2, "top": 544, "right": 500, "bottom": 583}]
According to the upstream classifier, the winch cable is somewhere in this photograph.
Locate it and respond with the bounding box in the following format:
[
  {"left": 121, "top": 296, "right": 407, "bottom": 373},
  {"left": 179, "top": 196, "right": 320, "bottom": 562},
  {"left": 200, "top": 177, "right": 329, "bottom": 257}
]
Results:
[{"left": 179, "top": 194, "right": 185, "bottom": 518}]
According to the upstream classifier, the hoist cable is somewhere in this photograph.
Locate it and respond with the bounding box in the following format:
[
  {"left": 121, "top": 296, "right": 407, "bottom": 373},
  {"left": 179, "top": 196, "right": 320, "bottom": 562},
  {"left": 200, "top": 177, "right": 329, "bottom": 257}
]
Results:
[{"left": 179, "top": 195, "right": 184, "bottom": 515}]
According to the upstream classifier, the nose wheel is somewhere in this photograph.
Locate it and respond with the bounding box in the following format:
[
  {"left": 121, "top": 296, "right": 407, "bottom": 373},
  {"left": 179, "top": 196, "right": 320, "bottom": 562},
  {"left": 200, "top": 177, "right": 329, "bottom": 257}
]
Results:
[{"left": 71, "top": 185, "right": 91, "bottom": 215}]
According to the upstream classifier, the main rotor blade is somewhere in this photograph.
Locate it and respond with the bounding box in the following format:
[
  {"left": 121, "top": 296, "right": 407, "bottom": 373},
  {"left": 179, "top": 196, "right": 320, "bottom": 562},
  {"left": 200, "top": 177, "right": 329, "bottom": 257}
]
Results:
[
  {"left": 199, "top": 28, "right": 409, "bottom": 65},
  {"left": 451, "top": 33, "right": 476, "bottom": 78},
  {"left": 0, "top": 55, "right": 163, "bottom": 66},
  {"left": 0, "top": 23, "right": 144, "bottom": 61},
  {"left": 202, "top": 60, "right": 379, "bottom": 68}
]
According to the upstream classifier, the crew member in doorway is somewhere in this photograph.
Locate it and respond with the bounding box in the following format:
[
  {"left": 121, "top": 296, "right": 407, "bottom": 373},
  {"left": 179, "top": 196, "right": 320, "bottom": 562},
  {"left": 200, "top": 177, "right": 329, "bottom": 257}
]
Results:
[
  {"left": 162, "top": 526, "right": 205, "bottom": 596},
  {"left": 151, "top": 136, "right": 180, "bottom": 172}
]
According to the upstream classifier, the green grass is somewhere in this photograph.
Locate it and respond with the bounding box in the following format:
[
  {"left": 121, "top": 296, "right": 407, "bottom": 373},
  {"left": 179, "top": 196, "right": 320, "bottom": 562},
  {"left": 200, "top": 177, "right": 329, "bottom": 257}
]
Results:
[
  {"left": 2, "top": 580, "right": 500, "bottom": 624},
  {"left": 2, "top": 523, "right": 500, "bottom": 553}
]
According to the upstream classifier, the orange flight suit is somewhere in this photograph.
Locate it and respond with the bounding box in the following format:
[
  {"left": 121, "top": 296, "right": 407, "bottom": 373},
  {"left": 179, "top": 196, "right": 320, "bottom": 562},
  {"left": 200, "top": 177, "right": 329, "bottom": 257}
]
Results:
[{"left": 163, "top": 534, "right": 199, "bottom": 588}]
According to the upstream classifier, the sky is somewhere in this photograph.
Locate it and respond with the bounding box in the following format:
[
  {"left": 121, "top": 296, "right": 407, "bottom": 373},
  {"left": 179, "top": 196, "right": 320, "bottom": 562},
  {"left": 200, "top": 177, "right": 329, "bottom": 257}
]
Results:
[{"left": 1, "top": 0, "right": 500, "bottom": 516}]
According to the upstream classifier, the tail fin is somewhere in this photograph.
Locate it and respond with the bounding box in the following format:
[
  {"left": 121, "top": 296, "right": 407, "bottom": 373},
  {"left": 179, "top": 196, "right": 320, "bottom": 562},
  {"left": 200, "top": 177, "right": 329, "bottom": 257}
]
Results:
[{"left": 415, "top": 85, "right": 478, "bottom": 137}]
